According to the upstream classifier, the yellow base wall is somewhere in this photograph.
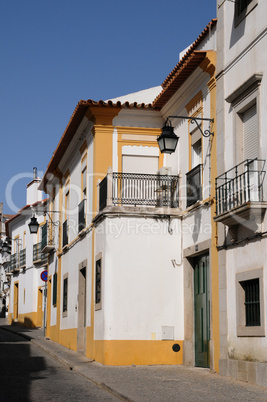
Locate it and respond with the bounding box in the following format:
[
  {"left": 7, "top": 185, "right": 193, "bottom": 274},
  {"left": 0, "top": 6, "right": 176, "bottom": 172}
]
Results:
[
  {"left": 59, "top": 328, "right": 78, "bottom": 351},
  {"left": 8, "top": 312, "right": 38, "bottom": 328},
  {"left": 94, "top": 340, "right": 183, "bottom": 366},
  {"left": 46, "top": 325, "right": 183, "bottom": 366}
]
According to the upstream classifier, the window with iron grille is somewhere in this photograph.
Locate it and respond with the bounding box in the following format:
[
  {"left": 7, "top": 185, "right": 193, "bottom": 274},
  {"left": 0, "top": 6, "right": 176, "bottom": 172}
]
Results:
[
  {"left": 53, "top": 273, "right": 57, "bottom": 306},
  {"left": 62, "top": 275, "right": 68, "bottom": 317},
  {"left": 241, "top": 278, "right": 260, "bottom": 327},
  {"left": 95, "top": 258, "right": 102, "bottom": 310},
  {"left": 236, "top": 268, "right": 265, "bottom": 336}
]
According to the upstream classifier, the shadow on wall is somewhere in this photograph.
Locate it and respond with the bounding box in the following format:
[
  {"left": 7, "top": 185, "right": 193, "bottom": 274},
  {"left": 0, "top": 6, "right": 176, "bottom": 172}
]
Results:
[{"left": 229, "top": 7, "right": 246, "bottom": 49}]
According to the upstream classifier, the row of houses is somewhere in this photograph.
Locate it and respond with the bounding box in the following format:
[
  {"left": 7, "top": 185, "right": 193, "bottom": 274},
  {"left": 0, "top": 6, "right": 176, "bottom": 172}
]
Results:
[{"left": 1, "top": 0, "right": 267, "bottom": 387}]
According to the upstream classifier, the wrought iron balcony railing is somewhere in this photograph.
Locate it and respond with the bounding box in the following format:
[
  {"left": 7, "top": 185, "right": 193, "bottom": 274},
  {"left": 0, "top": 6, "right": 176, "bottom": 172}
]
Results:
[
  {"left": 19, "top": 248, "right": 26, "bottom": 267},
  {"left": 10, "top": 253, "right": 19, "bottom": 271},
  {"left": 33, "top": 242, "right": 47, "bottom": 264},
  {"left": 186, "top": 164, "right": 203, "bottom": 207},
  {"left": 41, "top": 222, "right": 55, "bottom": 253},
  {"left": 215, "top": 159, "right": 266, "bottom": 216},
  {"left": 99, "top": 171, "right": 180, "bottom": 211}
]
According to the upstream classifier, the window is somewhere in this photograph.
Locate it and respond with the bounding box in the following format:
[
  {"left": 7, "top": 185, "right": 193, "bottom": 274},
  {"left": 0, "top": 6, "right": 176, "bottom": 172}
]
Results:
[
  {"left": 236, "top": 268, "right": 265, "bottom": 336},
  {"left": 235, "top": 0, "right": 258, "bottom": 26},
  {"left": 62, "top": 274, "right": 68, "bottom": 317},
  {"left": 95, "top": 256, "right": 102, "bottom": 310},
  {"left": 241, "top": 278, "right": 260, "bottom": 327},
  {"left": 53, "top": 273, "right": 57, "bottom": 306},
  {"left": 226, "top": 74, "right": 262, "bottom": 166}
]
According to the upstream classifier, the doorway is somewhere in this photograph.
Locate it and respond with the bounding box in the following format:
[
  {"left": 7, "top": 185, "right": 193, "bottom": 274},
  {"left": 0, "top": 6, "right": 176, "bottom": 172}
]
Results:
[
  {"left": 37, "top": 287, "right": 43, "bottom": 327},
  {"left": 194, "top": 253, "right": 210, "bottom": 368},
  {"left": 77, "top": 262, "right": 87, "bottom": 353},
  {"left": 14, "top": 282, "right": 19, "bottom": 321}
]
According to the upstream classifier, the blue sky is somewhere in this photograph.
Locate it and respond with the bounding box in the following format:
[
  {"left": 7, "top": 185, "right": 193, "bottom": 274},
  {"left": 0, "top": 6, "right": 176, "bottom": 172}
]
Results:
[{"left": 1, "top": 0, "right": 216, "bottom": 214}]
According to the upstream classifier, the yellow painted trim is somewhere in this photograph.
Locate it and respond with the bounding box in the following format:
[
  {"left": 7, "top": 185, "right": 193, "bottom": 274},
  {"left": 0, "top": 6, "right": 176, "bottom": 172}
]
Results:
[
  {"left": 23, "top": 231, "right": 26, "bottom": 249},
  {"left": 116, "top": 127, "right": 162, "bottom": 174},
  {"left": 64, "top": 169, "right": 70, "bottom": 181},
  {"left": 185, "top": 91, "right": 203, "bottom": 114},
  {"left": 206, "top": 57, "right": 220, "bottom": 373},
  {"left": 46, "top": 276, "right": 52, "bottom": 338},
  {"left": 86, "top": 226, "right": 95, "bottom": 358},
  {"left": 94, "top": 340, "right": 183, "bottom": 366},
  {"left": 79, "top": 140, "right": 87, "bottom": 155},
  {"left": 13, "top": 281, "right": 19, "bottom": 321},
  {"left": 37, "top": 286, "right": 43, "bottom": 327}
]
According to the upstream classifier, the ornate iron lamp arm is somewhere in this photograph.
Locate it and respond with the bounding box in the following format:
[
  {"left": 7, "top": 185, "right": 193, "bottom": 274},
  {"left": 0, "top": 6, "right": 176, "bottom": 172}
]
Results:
[{"left": 168, "top": 115, "right": 214, "bottom": 137}]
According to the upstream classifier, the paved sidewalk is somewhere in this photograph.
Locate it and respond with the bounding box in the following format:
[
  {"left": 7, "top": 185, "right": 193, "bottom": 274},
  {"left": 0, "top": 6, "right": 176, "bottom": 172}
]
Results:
[{"left": 1, "top": 318, "right": 267, "bottom": 401}]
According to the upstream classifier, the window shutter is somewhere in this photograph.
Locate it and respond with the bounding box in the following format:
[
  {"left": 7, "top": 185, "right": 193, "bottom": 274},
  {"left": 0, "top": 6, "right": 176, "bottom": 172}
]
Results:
[
  {"left": 53, "top": 273, "right": 57, "bottom": 306},
  {"left": 243, "top": 104, "right": 258, "bottom": 160}
]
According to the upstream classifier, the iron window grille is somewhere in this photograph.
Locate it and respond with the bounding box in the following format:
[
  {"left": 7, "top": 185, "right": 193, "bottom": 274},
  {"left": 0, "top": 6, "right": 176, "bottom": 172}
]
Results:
[
  {"left": 63, "top": 277, "right": 68, "bottom": 313},
  {"left": 241, "top": 278, "right": 260, "bottom": 327},
  {"left": 53, "top": 273, "right": 57, "bottom": 306},
  {"left": 95, "top": 259, "right": 101, "bottom": 305}
]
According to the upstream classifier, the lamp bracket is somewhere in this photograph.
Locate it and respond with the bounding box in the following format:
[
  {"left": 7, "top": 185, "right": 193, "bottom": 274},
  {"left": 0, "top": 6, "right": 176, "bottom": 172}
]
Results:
[
  {"left": 44, "top": 211, "right": 61, "bottom": 227},
  {"left": 167, "top": 115, "right": 214, "bottom": 138}
]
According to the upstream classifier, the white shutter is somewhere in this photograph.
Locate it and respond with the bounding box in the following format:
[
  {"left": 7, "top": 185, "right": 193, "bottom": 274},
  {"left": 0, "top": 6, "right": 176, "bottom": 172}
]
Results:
[{"left": 243, "top": 104, "right": 258, "bottom": 160}]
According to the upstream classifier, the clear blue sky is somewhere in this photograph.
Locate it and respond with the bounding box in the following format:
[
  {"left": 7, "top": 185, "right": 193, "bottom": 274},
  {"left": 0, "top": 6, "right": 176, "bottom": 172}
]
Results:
[{"left": 1, "top": 0, "right": 216, "bottom": 214}]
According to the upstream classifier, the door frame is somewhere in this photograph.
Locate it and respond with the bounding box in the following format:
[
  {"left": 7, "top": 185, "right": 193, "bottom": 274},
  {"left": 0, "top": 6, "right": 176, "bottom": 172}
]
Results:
[
  {"left": 183, "top": 240, "right": 211, "bottom": 368},
  {"left": 77, "top": 259, "right": 87, "bottom": 354}
]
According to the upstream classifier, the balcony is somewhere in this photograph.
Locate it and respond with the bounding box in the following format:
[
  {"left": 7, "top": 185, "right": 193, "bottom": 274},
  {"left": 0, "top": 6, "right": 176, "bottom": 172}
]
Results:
[
  {"left": 215, "top": 159, "right": 267, "bottom": 227},
  {"left": 33, "top": 242, "right": 47, "bottom": 264},
  {"left": 19, "top": 249, "right": 26, "bottom": 269},
  {"left": 62, "top": 219, "right": 68, "bottom": 247},
  {"left": 99, "top": 171, "right": 180, "bottom": 212},
  {"left": 41, "top": 222, "right": 55, "bottom": 253},
  {"left": 186, "top": 164, "right": 202, "bottom": 208},
  {"left": 10, "top": 253, "right": 19, "bottom": 272}
]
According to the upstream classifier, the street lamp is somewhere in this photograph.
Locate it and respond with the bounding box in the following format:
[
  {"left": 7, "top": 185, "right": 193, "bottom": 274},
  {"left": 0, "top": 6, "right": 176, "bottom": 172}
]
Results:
[
  {"left": 157, "top": 115, "right": 214, "bottom": 154},
  {"left": 28, "top": 211, "right": 61, "bottom": 234},
  {"left": 28, "top": 216, "right": 39, "bottom": 234}
]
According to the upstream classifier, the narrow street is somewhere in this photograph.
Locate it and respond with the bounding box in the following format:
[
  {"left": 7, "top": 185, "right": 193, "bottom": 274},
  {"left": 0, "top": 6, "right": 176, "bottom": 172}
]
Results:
[
  {"left": 0, "top": 327, "right": 119, "bottom": 402},
  {"left": 1, "top": 322, "right": 267, "bottom": 401}
]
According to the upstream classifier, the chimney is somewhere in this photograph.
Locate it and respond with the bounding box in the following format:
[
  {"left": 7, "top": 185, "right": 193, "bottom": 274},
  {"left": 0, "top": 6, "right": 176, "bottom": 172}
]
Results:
[{"left": 26, "top": 167, "right": 43, "bottom": 205}]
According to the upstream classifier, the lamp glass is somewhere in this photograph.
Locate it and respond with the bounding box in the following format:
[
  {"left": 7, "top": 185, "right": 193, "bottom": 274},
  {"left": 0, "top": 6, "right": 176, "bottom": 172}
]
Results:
[{"left": 28, "top": 217, "right": 39, "bottom": 234}]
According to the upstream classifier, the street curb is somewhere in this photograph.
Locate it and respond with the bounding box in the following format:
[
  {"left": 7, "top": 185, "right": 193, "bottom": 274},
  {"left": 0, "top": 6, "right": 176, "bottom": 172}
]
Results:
[{"left": 1, "top": 324, "right": 131, "bottom": 401}]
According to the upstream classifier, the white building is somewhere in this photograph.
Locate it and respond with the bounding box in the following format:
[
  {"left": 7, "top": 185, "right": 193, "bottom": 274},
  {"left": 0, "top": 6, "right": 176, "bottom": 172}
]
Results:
[
  {"left": 35, "top": 18, "right": 220, "bottom": 370},
  {"left": 7, "top": 170, "right": 48, "bottom": 328},
  {"left": 215, "top": 0, "right": 267, "bottom": 387}
]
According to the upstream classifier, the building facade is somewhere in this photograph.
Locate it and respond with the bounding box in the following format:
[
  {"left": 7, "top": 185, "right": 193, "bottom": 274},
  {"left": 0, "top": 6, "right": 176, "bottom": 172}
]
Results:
[
  {"left": 215, "top": 0, "right": 267, "bottom": 387},
  {"left": 6, "top": 172, "right": 48, "bottom": 328}
]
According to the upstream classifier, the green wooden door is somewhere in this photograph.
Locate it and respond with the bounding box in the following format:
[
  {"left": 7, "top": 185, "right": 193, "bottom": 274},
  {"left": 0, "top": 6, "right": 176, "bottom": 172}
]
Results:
[{"left": 194, "top": 254, "right": 210, "bottom": 368}]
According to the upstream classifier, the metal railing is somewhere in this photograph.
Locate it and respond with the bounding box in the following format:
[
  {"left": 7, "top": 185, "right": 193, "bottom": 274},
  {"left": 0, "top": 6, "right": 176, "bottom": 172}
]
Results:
[
  {"left": 10, "top": 253, "right": 18, "bottom": 271},
  {"left": 215, "top": 159, "right": 266, "bottom": 215},
  {"left": 41, "top": 222, "right": 55, "bottom": 252},
  {"left": 19, "top": 249, "right": 26, "bottom": 267},
  {"left": 33, "top": 242, "right": 47, "bottom": 264},
  {"left": 100, "top": 172, "right": 179, "bottom": 209},
  {"left": 186, "top": 164, "right": 202, "bottom": 207}
]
